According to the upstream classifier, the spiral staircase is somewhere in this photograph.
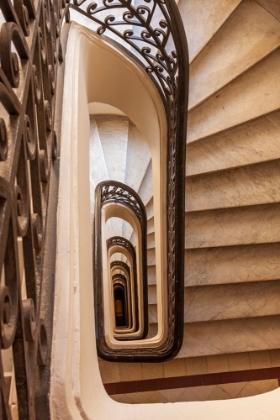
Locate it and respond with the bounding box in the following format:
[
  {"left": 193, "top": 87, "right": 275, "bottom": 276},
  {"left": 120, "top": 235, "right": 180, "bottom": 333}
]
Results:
[{"left": 89, "top": 0, "right": 280, "bottom": 403}]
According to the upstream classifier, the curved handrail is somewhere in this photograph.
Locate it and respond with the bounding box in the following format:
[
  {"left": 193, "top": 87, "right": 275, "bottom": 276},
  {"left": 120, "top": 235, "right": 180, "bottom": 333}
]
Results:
[{"left": 87, "top": 0, "right": 189, "bottom": 361}]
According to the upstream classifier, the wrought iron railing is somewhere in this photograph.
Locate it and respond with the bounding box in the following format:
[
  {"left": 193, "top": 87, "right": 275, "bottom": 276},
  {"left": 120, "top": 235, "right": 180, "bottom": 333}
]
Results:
[
  {"left": 88, "top": 0, "right": 188, "bottom": 362},
  {"left": 0, "top": 0, "right": 68, "bottom": 416}
]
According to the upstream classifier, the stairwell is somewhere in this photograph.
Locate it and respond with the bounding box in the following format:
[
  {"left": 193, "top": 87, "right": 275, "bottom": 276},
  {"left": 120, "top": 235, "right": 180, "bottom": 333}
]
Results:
[{"left": 91, "top": 0, "right": 280, "bottom": 403}]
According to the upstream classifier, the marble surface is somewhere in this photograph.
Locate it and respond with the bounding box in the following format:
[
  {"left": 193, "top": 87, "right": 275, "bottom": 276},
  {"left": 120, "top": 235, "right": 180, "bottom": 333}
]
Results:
[
  {"left": 179, "top": 0, "right": 242, "bottom": 63},
  {"left": 138, "top": 161, "right": 154, "bottom": 206},
  {"left": 148, "top": 303, "right": 158, "bottom": 323},
  {"left": 89, "top": 117, "right": 109, "bottom": 204},
  {"left": 181, "top": 315, "right": 280, "bottom": 357},
  {"left": 125, "top": 122, "right": 151, "bottom": 193},
  {"left": 147, "top": 232, "right": 155, "bottom": 249},
  {"left": 254, "top": 0, "right": 280, "bottom": 22},
  {"left": 186, "top": 111, "right": 280, "bottom": 176},
  {"left": 185, "top": 203, "right": 280, "bottom": 248},
  {"left": 185, "top": 159, "right": 280, "bottom": 212},
  {"left": 187, "top": 50, "right": 280, "bottom": 143},
  {"left": 112, "top": 380, "right": 278, "bottom": 404},
  {"left": 184, "top": 280, "right": 280, "bottom": 322},
  {"left": 147, "top": 248, "right": 156, "bottom": 266},
  {"left": 145, "top": 198, "right": 154, "bottom": 221},
  {"left": 94, "top": 115, "right": 129, "bottom": 183},
  {"left": 185, "top": 243, "right": 280, "bottom": 287},
  {"left": 148, "top": 284, "right": 157, "bottom": 304},
  {"left": 147, "top": 217, "right": 154, "bottom": 235},
  {"left": 99, "top": 349, "right": 280, "bottom": 385},
  {"left": 189, "top": 0, "right": 280, "bottom": 110},
  {"left": 147, "top": 265, "right": 156, "bottom": 285}
]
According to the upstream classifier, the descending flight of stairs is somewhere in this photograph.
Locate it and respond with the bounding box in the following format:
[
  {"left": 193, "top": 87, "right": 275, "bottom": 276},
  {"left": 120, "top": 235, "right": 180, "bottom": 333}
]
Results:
[{"left": 89, "top": 0, "right": 280, "bottom": 403}]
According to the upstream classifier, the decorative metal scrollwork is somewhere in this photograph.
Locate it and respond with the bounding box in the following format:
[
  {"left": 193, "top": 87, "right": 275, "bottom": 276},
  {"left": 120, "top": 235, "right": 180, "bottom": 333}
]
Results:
[
  {"left": 0, "top": 0, "right": 68, "bottom": 416},
  {"left": 111, "top": 260, "right": 130, "bottom": 275},
  {"left": 107, "top": 235, "right": 137, "bottom": 258},
  {"left": 101, "top": 181, "right": 145, "bottom": 225}
]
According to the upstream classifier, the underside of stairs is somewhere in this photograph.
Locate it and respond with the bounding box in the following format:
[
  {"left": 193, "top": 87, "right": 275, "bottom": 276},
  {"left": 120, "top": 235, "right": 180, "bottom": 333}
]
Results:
[{"left": 90, "top": 0, "right": 280, "bottom": 404}]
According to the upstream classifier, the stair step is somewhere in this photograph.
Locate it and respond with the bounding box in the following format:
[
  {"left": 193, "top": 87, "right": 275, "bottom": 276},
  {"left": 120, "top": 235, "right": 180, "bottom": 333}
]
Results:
[
  {"left": 185, "top": 159, "right": 280, "bottom": 212},
  {"left": 148, "top": 265, "right": 156, "bottom": 285},
  {"left": 138, "top": 161, "right": 153, "bottom": 206},
  {"left": 148, "top": 304, "right": 158, "bottom": 324},
  {"left": 147, "top": 248, "right": 155, "bottom": 266},
  {"left": 89, "top": 117, "right": 109, "bottom": 210},
  {"left": 145, "top": 198, "right": 154, "bottom": 221},
  {"left": 184, "top": 280, "right": 280, "bottom": 323},
  {"left": 148, "top": 284, "right": 157, "bottom": 304},
  {"left": 189, "top": 0, "right": 280, "bottom": 110},
  {"left": 94, "top": 115, "right": 129, "bottom": 183},
  {"left": 186, "top": 111, "right": 280, "bottom": 177},
  {"left": 125, "top": 122, "right": 151, "bottom": 193},
  {"left": 148, "top": 280, "right": 280, "bottom": 324},
  {"left": 185, "top": 243, "right": 280, "bottom": 287},
  {"left": 178, "top": 315, "right": 280, "bottom": 358},
  {"left": 122, "top": 219, "right": 133, "bottom": 241},
  {"left": 187, "top": 49, "right": 280, "bottom": 143},
  {"left": 147, "top": 232, "right": 155, "bottom": 249},
  {"left": 147, "top": 217, "right": 154, "bottom": 235},
  {"left": 179, "top": 0, "right": 242, "bottom": 63},
  {"left": 185, "top": 203, "right": 280, "bottom": 249},
  {"left": 254, "top": 0, "right": 280, "bottom": 22}
]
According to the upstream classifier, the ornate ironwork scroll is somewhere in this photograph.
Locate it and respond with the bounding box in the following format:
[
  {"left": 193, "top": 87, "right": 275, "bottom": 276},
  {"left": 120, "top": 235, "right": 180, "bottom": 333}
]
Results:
[
  {"left": 0, "top": 0, "right": 68, "bottom": 416},
  {"left": 112, "top": 273, "right": 127, "bottom": 283},
  {"left": 111, "top": 260, "right": 130, "bottom": 275},
  {"left": 107, "top": 235, "right": 137, "bottom": 258},
  {"left": 89, "top": 0, "right": 188, "bottom": 362}
]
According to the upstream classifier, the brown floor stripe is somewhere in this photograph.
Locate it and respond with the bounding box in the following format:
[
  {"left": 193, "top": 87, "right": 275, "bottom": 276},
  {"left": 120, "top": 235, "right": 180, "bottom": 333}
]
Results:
[{"left": 104, "top": 367, "right": 280, "bottom": 395}]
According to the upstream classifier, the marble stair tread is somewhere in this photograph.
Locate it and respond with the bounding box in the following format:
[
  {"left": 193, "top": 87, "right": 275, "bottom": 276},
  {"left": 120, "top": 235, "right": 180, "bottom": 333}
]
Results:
[
  {"left": 254, "top": 0, "right": 280, "bottom": 22},
  {"left": 177, "top": 315, "right": 280, "bottom": 358},
  {"left": 185, "top": 203, "right": 280, "bottom": 249},
  {"left": 149, "top": 280, "right": 280, "bottom": 324},
  {"left": 185, "top": 159, "right": 280, "bottom": 212},
  {"left": 122, "top": 219, "right": 133, "bottom": 241},
  {"left": 89, "top": 117, "right": 109, "bottom": 209},
  {"left": 145, "top": 198, "right": 154, "bottom": 221},
  {"left": 148, "top": 284, "right": 157, "bottom": 304},
  {"left": 137, "top": 161, "right": 154, "bottom": 206},
  {"left": 148, "top": 265, "right": 156, "bottom": 285},
  {"left": 147, "top": 217, "right": 154, "bottom": 235},
  {"left": 94, "top": 115, "right": 129, "bottom": 183},
  {"left": 186, "top": 111, "right": 280, "bottom": 177},
  {"left": 179, "top": 0, "right": 242, "bottom": 63},
  {"left": 148, "top": 304, "right": 158, "bottom": 324},
  {"left": 147, "top": 232, "right": 155, "bottom": 250},
  {"left": 185, "top": 243, "right": 280, "bottom": 287},
  {"left": 189, "top": 0, "right": 280, "bottom": 110},
  {"left": 187, "top": 49, "right": 280, "bottom": 144},
  {"left": 124, "top": 122, "right": 151, "bottom": 193},
  {"left": 147, "top": 248, "right": 155, "bottom": 266},
  {"left": 184, "top": 280, "right": 280, "bottom": 323}
]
